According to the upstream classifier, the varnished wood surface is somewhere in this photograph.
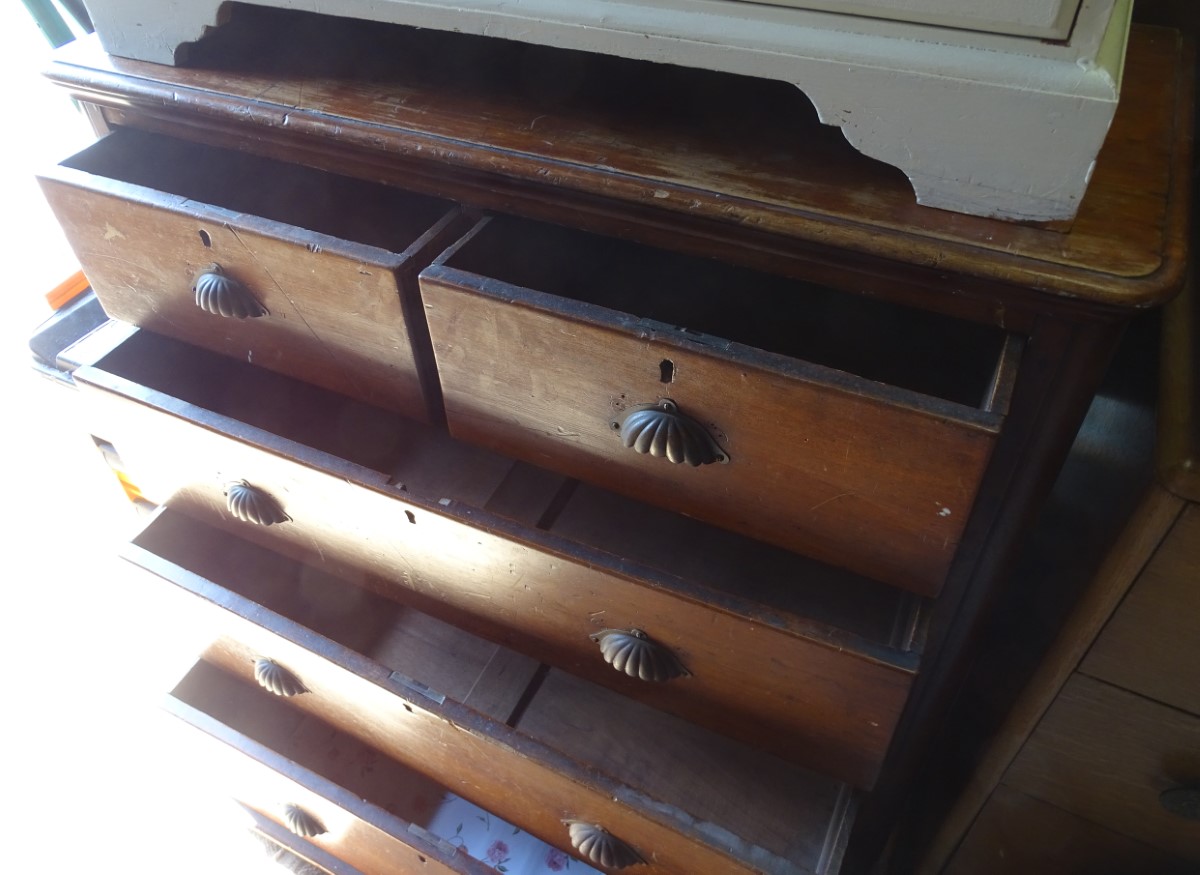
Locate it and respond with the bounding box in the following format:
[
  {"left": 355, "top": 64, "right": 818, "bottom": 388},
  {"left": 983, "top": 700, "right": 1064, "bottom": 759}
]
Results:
[
  {"left": 422, "top": 260, "right": 998, "bottom": 596},
  {"left": 44, "top": 14, "right": 1193, "bottom": 308},
  {"left": 161, "top": 677, "right": 493, "bottom": 875},
  {"left": 1005, "top": 674, "right": 1200, "bottom": 861},
  {"left": 78, "top": 328, "right": 915, "bottom": 789},
  {"left": 945, "top": 785, "right": 1197, "bottom": 875},
  {"left": 129, "top": 513, "right": 852, "bottom": 875},
  {"left": 517, "top": 669, "right": 853, "bottom": 873},
  {"left": 40, "top": 128, "right": 464, "bottom": 423},
  {"left": 1159, "top": 273, "right": 1200, "bottom": 500},
  {"left": 1082, "top": 504, "right": 1200, "bottom": 716}
]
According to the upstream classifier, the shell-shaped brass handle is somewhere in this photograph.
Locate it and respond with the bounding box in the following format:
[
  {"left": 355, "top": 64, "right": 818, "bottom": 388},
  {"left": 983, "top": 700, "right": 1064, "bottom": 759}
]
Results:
[
  {"left": 590, "top": 629, "right": 690, "bottom": 682},
  {"left": 565, "top": 821, "right": 646, "bottom": 869},
  {"left": 1160, "top": 786, "right": 1200, "bottom": 820},
  {"left": 254, "top": 658, "right": 308, "bottom": 697},
  {"left": 283, "top": 804, "right": 326, "bottom": 837},
  {"left": 193, "top": 265, "right": 267, "bottom": 319},
  {"left": 225, "top": 481, "right": 290, "bottom": 526},
  {"left": 613, "top": 400, "right": 728, "bottom": 466}
]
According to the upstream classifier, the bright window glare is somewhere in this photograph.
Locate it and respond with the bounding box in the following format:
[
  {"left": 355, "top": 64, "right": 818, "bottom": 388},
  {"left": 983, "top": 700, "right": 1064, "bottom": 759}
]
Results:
[{"left": 0, "top": 8, "right": 300, "bottom": 873}]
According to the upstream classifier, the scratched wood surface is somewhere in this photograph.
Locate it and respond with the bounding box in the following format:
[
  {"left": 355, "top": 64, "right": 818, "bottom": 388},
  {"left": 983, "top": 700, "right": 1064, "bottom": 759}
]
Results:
[
  {"left": 81, "top": 330, "right": 914, "bottom": 788},
  {"left": 46, "top": 12, "right": 1191, "bottom": 309},
  {"left": 130, "top": 515, "right": 853, "bottom": 875},
  {"left": 40, "top": 127, "right": 464, "bottom": 422},
  {"left": 421, "top": 218, "right": 1002, "bottom": 595}
]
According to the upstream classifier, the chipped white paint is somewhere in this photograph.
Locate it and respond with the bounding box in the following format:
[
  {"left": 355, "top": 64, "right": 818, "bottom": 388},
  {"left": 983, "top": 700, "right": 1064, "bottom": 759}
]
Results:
[
  {"left": 938, "top": 506, "right": 952, "bottom": 517},
  {"left": 84, "top": 0, "right": 1131, "bottom": 221},
  {"left": 102, "top": 222, "right": 126, "bottom": 241}
]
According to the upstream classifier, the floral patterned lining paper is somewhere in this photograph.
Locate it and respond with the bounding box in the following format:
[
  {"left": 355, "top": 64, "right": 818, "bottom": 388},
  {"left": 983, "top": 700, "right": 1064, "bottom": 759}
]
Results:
[{"left": 423, "top": 791, "right": 599, "bottom": 874}]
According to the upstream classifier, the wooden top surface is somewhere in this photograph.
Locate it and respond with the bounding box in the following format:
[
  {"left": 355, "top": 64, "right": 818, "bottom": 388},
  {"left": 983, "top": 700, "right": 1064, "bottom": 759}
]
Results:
[{"left": 48, "top": 10, "right": 1193, "bottom": 308}]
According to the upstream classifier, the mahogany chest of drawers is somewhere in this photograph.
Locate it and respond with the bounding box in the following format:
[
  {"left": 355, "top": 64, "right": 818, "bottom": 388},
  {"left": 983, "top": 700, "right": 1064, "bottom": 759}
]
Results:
[{"left": 39, "top": 7, "right": 1192, "bottom": 873}]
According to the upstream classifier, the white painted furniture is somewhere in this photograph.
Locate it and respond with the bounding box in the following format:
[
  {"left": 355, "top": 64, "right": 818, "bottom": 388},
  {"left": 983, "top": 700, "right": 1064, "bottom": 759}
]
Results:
[
  {"left": 728, "top": 0, "right": 1081, "bottom": 38},
  {"left": 80, "top": 0, "right": 1132, "bottom": 222}
]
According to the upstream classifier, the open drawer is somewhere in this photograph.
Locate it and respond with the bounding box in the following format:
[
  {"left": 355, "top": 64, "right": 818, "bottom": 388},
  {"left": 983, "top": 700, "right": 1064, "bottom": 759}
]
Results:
[
  {"left": 70, "top": 326, "right": 920, "bottom": 790},
  {"left": 135, "top": 507, "right": 854, "bottom": 875},
  {"left": 163, "top": 662, "right": 514, "bottom": 875},
  {"left": 420, "top": 216, "right": 1022, "bottom": 596},
  {"left": 39, "top": 127, "right": 465, "bottom": 423}
]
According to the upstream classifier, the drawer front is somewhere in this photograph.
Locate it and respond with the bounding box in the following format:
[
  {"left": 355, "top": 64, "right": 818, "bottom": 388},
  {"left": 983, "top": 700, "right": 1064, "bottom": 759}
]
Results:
[
  {"left": 1005, "top": 674, "right": 1200, "bottom": 862},
  {"left": 72, "top": 331, "right": 914, "bottom": 790},
  {"left": 161, "top": 690, "right": 490, "bottom": 875},
  {"left": 421, "top": 269, "right": 999, "bottom": 596},
  {"left": 130, "top": 524, "right": 851, "bottom": 875},
  {"left": 40, "top": 131, "right": 462, "bottom": 423}
]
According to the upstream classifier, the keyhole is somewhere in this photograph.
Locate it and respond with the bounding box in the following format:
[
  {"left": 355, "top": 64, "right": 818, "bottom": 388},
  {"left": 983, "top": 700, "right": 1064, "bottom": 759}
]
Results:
[
  {"left": 659, "top": 359, "right": 675, "bottom": 384},
  {"left": 198, "top": 229, "right": 212, "bottom": 248}
]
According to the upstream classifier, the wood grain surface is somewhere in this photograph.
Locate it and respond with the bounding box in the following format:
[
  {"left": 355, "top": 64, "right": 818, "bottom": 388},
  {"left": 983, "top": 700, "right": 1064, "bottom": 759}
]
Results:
[
  {"left": 1083, "top": 505, "right": 1200, "bottom": 715},
  {"left": 422, "top": 265, "right": 997, "bottom": 596},
  {"left": 128, "top": 520, "right": 852, "bottom": 875},
  {"left": 40, "top": 128, "right": 463, "bottom": 422},
  {"left": 43, "top": 17, "right": 1192, "bottom": 308},
  {"left": 916, "top": 485, "right": 1185, "bottom": 874},
  {"left": 945, "top": 785, "right": 1197, "bottom": 875},
  {"left": 1005, "top": 674, "right": 1200, "bottom": 861},
  {"left": 79, "top": 329, "right": 914, "bottom": 788},
  {"left": 162, "top": 675, "right": 494, "bottom": 875}
]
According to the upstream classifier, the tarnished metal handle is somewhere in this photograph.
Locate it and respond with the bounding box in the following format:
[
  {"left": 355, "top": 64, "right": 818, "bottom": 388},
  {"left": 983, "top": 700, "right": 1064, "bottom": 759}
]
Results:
[
  {"left": 612, "top": 400, "right": 728, "bottom": 466},
  {"left": 283, "top": 804, "right": 326, "bottom": 837},
  {"left": 565, "top": 821, "right": 646, "bottom": 869},
  {"left": 590, "top": 628, "right": 690, "bottom": 682},
  {"left": 253, "top": 658, "right": 308, "bottom": 697},
  {"left": 193, "top": 264, "right": 267, "bottom": 319},
  {"left": 225, "top": 481, "right": 290, "bottom": 526}
]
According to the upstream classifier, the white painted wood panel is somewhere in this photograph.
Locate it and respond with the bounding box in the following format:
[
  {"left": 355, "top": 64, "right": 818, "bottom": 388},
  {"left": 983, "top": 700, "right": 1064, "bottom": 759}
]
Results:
[
  {"left": 82, "top": 0, "right": 1131, "bottom": 222},
  {"left": 729, "top": 0, "right": 1080, "bottom": 39}
]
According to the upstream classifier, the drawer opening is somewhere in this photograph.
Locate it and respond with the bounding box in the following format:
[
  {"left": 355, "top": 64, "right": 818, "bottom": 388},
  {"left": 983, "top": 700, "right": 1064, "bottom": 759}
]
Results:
[
  {"left": 136, "top": 507, "right": 542, "bottom": 725},
  {"left": 90, "top": 330, "right": 918, "bottom": 788},
  {"left": 97, "top": 330, "right": 922, "bottom": 663},
  {"left": 60, "top": 128, "right": 455, "bottom": 255},
  {"left": 432, "top": 215, "right": 1017, "bottom": 411},
  {"left": 542, "top": 477, "right": 923, "bottom": 654},
  {"left": 139, "top": 510, "right": 855, "bottom": 875},
  {"left": 169, "top": 661, "right": 598, "bottom": 874},
  {"left": 92, "top": 329, "right": 447, "bottom": 474}
]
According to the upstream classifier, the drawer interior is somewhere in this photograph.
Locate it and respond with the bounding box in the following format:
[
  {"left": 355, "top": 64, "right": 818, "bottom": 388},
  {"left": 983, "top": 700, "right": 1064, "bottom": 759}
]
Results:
[
  {"left": 433, "top": 215, "right": 1015, "bottom": 409},
  {"left": 139, "top": 507, "right": 542, "bottom": 724},
  {"left": 548, "top": 481, "right": 920, "bottom": 650},
  {"left": 139, "top": 509, "right": 853, "bottom": 875},
  {"left": 61, "top": 128, "right": 455, "bottom": 254},
  {"left": 94, "top": 330, "right": 921, "bottom": 658},
  {"left": 171, "top": 660, "right": 600, "bottom": 874}
]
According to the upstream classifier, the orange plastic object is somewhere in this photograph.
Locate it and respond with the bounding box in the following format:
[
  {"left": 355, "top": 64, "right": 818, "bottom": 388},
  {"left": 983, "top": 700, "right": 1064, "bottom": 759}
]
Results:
[{"left": 45, "top": 271, "right": 89, "bottom": 311}]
